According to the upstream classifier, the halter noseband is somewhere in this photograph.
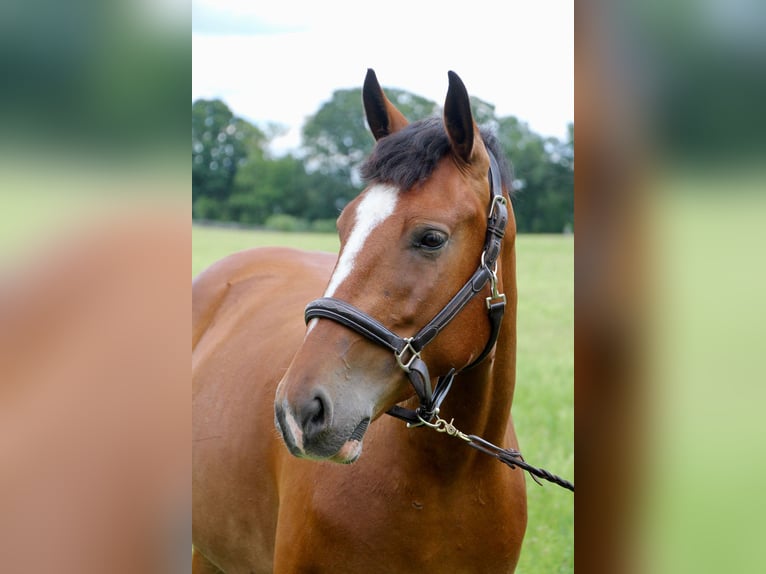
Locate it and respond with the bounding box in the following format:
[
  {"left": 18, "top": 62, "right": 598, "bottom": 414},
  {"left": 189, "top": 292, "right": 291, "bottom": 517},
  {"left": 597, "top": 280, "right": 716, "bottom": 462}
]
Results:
[{"left": 304, "top": 151, "right": 509, "bottom": 426}]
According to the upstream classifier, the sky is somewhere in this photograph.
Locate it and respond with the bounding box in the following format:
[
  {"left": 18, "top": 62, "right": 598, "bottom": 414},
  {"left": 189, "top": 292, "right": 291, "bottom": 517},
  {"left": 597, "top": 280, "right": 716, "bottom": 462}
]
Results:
[{"left": 192, "top": 1, "right": 573, "bottom": 154}]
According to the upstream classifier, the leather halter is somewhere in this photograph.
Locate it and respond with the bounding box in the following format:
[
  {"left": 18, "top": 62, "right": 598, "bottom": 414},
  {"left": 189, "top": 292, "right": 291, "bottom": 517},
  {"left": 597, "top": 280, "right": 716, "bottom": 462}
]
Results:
[{"left": 304, "top": 151, "right": 509, "bottom": 426}]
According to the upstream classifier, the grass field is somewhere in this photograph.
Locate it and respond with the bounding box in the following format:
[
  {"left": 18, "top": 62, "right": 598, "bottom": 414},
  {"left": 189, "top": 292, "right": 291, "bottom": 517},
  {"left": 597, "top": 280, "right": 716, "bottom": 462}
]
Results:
[
  {"left": 193, "top": 224, "right": 574, "bottom": 573},
  {"left": 192, "top": 225, "right": 340, "bottom": 278}
]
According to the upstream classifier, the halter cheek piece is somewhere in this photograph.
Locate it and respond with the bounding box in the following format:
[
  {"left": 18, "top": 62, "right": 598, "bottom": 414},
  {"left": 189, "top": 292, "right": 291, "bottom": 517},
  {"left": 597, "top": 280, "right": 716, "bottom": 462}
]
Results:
[{"left": 304, "top": 151, "right": 508, "bottom": 426}]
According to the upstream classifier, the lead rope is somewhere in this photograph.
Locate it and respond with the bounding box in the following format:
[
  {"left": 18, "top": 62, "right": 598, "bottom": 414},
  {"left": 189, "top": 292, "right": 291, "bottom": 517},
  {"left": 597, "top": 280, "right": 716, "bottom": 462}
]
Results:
[{"left": 416, "top": 413, "right": 575, "bottom": 492}]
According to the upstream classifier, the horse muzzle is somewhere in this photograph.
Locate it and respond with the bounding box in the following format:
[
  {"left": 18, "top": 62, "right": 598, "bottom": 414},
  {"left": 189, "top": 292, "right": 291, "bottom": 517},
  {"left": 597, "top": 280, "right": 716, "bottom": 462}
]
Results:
[{"left": 274, "top": 388, "right": 371, "bottom": 464}]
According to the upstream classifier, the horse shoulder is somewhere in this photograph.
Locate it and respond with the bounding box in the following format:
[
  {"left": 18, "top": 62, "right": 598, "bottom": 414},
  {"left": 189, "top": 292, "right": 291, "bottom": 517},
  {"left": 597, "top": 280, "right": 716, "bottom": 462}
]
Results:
[
  {"left": 192, "top": 247, "right": 334, "bottom": 350},
  {"left": 192, "top": 247, "right": 336, "bottom": 573}
]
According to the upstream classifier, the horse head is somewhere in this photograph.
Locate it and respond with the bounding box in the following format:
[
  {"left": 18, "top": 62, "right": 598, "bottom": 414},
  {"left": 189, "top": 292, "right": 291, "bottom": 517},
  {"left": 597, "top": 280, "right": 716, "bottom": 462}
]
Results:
[{"left": 274, "top": 69, "right": 514, "bottom": 463}]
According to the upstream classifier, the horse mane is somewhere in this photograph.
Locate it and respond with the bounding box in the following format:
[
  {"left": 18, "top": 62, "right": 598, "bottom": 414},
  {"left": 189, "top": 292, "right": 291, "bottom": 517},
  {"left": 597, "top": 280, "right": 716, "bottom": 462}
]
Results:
[{"left": 360, "top": 117, "right": 514, "bottom": 193}]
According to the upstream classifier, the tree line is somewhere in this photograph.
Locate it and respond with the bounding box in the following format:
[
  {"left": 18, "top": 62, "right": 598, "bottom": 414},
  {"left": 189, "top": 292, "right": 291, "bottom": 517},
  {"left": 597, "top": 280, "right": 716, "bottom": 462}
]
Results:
[{"left": 192, "top": 88, "right": 573, "bottom": 233}]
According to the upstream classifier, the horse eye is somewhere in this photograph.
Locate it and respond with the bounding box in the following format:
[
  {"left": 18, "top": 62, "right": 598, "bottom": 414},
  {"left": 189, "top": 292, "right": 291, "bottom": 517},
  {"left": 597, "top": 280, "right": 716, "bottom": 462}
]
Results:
[{"left": 417, "top": 230, "right": 448, "bottom": 251}]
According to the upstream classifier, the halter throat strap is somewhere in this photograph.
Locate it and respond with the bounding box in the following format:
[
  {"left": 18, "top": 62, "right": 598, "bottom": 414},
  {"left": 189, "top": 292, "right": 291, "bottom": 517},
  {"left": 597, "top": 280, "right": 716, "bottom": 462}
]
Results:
[{"left": 304, "top": 151, "right": 508, "bottom": 425}]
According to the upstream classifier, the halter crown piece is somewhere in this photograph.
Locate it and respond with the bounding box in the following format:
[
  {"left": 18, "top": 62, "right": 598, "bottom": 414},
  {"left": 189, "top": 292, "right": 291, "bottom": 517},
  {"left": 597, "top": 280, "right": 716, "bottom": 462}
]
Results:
[{"left": 304, "top": 151, "right": 508, "bottom": 427}]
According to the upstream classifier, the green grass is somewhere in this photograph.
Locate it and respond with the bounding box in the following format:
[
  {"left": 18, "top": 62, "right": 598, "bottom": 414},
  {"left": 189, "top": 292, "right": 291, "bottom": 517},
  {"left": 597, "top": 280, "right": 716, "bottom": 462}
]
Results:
[
  {"left": 514, "top": 235, "right": 574, "bottom": 573},
  {"left": 192, "top": 225, "right": 573, "bottom": 572},
  {"left": 192, "top": 225, "right": 339, "bottom": 278}
]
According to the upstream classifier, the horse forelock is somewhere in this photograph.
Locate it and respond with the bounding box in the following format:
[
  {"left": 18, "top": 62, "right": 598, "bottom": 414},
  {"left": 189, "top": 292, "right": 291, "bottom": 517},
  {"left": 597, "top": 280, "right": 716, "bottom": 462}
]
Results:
[{"left": 360, "top": 117, "right": 514, "bottom": 194}]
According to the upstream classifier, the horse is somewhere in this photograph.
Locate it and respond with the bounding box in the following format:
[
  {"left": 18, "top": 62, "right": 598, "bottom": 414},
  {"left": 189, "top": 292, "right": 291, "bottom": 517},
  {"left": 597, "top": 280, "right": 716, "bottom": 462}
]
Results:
[{"left": 192, "top": 69, "right": 527, "bottom": 573}]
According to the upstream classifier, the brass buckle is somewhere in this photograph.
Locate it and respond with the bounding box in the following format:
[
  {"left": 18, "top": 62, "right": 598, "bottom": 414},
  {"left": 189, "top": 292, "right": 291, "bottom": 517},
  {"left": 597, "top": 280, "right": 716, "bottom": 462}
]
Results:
[
  {"left": 485, "top": 265, "right": 506, "bottom": 309},
  {"left": 486, "top": 291, "right": 507, "bottom": 309}
]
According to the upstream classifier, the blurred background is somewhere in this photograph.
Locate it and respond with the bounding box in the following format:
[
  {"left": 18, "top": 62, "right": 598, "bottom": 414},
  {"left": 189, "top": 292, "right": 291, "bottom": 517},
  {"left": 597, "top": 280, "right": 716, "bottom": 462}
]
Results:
[
  {"left": 0, "top": 0, "right": 188, "bottom": 265},
  {"left": 576, "top": 0, "right": 766, "bottom": 573},
  {"left": 0, "top": 0, "right": 189, "bottom": 573}
]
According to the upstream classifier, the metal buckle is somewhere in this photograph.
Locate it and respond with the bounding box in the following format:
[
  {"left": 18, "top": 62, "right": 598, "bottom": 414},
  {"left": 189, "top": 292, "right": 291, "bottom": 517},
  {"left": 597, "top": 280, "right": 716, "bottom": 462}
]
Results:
[
  {"left": 485, "top": 265, "right": 506, "bottom": 309},
  {"left": 488, "top": 194, "right": 507, "bottom": 220},
  {"left": 395, "top": 338, "right": 420, "bottom": 372},
  {"left": 486, "top": 291, "right": 507, "bottom": 309}
]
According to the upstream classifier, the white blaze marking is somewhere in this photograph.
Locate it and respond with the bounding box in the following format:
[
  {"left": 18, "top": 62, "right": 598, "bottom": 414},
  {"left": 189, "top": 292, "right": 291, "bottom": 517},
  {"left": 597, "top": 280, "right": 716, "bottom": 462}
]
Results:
[
  {"left": 305, "top": 184, "right": 398, "bottom": 336},
  {"left": 324, "top": 184, "right": 399, "bottom": 297}
]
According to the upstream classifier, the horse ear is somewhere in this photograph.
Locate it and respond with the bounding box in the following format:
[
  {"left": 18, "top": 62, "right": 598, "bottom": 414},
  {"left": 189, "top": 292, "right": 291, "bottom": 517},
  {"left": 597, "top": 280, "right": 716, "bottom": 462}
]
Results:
[
  {"left": 444, "top": 71, "right": 476, "bottom": 163},
  {"left": 363, "top": 69, "right": 409, "bottom": 141}
]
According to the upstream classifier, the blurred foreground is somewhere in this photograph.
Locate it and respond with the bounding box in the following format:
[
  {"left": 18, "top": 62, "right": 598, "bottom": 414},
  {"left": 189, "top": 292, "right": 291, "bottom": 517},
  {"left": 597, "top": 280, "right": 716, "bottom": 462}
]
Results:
[{"left": 0, "top": 199, "right": 189, "bottom": 573}]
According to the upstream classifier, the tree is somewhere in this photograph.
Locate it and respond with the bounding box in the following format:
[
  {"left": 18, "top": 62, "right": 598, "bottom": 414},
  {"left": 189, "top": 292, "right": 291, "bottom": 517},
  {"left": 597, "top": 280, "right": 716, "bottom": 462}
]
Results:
[
  {"left": 496, "top": 117, "right": 573, "bottom": 233},
  {"left": 192, "top": 99, "right": 266, "bottom": 208},
  {"left": 301, "top": 87, "right": 440, "bottom": 186},
  {"left": 192, "top": 93, "right": 572, "bottom": 233},
  {"left": 231, "top": 154, "right": 356, "bottom": 225},
  {"left": 470, "top": 96, "right": 499, "bottom": 130}
]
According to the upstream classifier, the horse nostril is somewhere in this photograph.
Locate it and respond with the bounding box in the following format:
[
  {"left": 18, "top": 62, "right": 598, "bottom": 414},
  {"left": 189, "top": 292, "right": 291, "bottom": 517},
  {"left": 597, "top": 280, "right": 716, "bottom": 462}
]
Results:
[
  {"left": 301, "top": 391, "right": 331, "bottom": 439},
  {"left": 309, "top": 397, "right": 324, "bottom": 424}
]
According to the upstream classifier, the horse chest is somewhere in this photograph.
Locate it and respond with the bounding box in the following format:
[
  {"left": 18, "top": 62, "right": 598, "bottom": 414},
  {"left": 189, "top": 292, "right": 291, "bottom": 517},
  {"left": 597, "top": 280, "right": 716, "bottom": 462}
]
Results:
[{"left": 273, "top": 461, "right": 525, "bottom": 573}]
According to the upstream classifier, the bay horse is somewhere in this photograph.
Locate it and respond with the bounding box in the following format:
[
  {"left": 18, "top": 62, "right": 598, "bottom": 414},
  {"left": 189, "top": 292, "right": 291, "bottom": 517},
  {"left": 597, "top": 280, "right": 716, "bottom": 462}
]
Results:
[{"left": 193, "top": 70, "right": 527, "bottom": 573}]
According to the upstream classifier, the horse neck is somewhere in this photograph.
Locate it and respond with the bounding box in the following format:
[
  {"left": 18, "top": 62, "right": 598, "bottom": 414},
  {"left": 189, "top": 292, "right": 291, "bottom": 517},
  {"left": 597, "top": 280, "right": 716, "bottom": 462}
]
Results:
[
  {"left": 449, "top": 235, "right": 518, "bottom": 441},
  {"left": 396, "top": 235, "right": 518, "bottom": 464}
]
